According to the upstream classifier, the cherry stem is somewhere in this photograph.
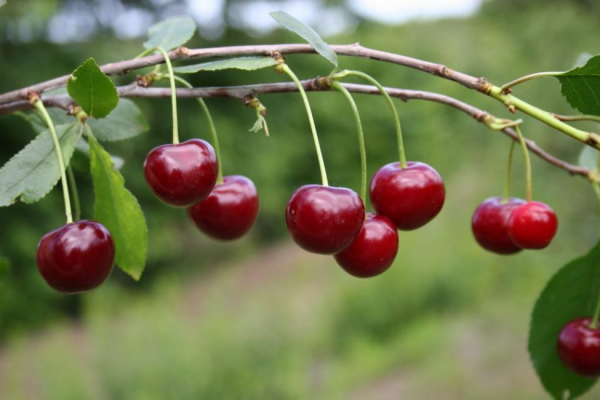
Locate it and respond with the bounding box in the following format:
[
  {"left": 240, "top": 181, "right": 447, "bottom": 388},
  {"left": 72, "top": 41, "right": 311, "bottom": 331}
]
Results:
[
  {"left": 280, "top": 63, "right": 328, "bottom": 186},
  {"left": 33, "top": 100, "right": 73, "bottom": 224},
  {"left": 170, "top": 75, "right": 224, "bottom": 184},
  {"left": 333, "top": 70, "right": 406, "bottom": 168},
  {"left": 331, "top": 81, "right": 367, "bottom": 202},
  {"left": 515, "top": 126, "right": 533, "bottom": 202},
  {"left": 155, "top": 47, "right": 179, "bottom": 144},
  {"left": 503, "top": 141, "right": 516, "bottom": 203},
  {"left": 500, "top": 71, "right": 563, "bottom": 92},
  {"left": 591, "top": 183, "right": 600, "bottom": 330},
  {"left": 67, "top": 164, "right": 81, "bottom": 221}
]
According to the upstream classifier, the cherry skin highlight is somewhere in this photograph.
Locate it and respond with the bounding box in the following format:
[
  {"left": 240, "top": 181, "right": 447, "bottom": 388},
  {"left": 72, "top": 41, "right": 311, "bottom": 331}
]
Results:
[
  {"left": 285, "top": 185, "right": 365, "bottom": 254},
  {"left": 507, "top": 201, "right": 558, "bottom": 249},
  {"left": 188, "top": 175, "right": 259, "bottom": 240},
  {"left": 334, "top": 213, "right": 399, "bottom": 278},
  {"left": 36, "top": 220, "right": 115, "bottom": 294},
  {"left": 370, "top": 162, "right": 445, "bottom": 231},
  {"left": 471, "top": 197, "right": 525, "bottom": 255},
  {"left": 558, "top": 317, "right": 600, "bottom": 377},
  {"left": 144, "top": 138, "right": 218, "bottom": 207}
]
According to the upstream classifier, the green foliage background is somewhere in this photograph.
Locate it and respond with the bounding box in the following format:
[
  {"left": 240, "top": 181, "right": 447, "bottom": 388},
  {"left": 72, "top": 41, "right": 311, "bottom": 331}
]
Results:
[{"left": 1, "top": 0, "right": 600, "bottom": 398}]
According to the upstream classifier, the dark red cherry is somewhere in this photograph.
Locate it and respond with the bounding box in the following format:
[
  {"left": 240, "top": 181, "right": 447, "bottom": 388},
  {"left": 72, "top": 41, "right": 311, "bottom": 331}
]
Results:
[
  {"left": 188, "top": 175, "right": 259, "bottom": 240},
  {"left": 334, "top": 213, "right": 399, "bottom": 278},
  {"left": 471, "top": 197, "right": 525, "bottom": 255},
  {"left": 507, "top": 201, "right": 557, "bottom": 249},
  {"left": 558, "top": 317, "right": 600, "bottom": 377},
  {"left": 144, "top": 139, "right": 218, "bottom": 207},
  {"left": 370, "top": 162, "right": 445, "bottom": 231},
  {"left": 36, "top": 220, "right": 115, "bottom": 294},
  {"left": 285, "top": 185, "right": 365, "bottom": 254}
]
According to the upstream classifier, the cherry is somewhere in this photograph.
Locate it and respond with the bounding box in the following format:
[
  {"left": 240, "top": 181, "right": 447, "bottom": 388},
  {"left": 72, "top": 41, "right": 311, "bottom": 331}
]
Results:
[
  {"left": 558, "top": 317, "right": 600, "bottom": 377},
  {"left": 285, "top": 185, "right": 365, "bottom": 254},
  {"left": 188, "top": 175, "right": 259, "bottom": 240},
  {"left": 370, "top": 161, "right": 445, "bottom": 231},
  {"left": 471, "top": 197, "right": 525, "bottom": 255},
  {"left": 507, "top": 201, "right": 558, "bottom": 249},
  {"left": 334, "top": 213, "right": 399, "bottom": 278},
  {"left": 36, "top": 220, "right": 115, "bottom": 294},
  {"left": 144, "top": 139, "right": 218, "bottom": 207}
]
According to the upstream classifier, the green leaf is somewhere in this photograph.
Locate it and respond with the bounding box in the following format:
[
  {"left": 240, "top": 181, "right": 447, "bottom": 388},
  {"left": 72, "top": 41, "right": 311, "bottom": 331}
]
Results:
[
  {"left": 0, "top": 123, "right": 78, "bottom": 206},
  {"left": 88, "top": 134, "right": 147, "bottom": 280},
  {"left": 578, "top": 146, "right": 598, "bottom": 172},
  {"left": 143, "top": 16, "right": 196, "bottom": 51},
  {"left": 71, "top": 139, "right": 124, "bottom": 174},
  {"left": 17, "top": 108, "right": 73, "bottom": 134},
  {"left": 529, "top": 242, "right": 600, "bottom": 399},
  {"left": 88, "top": 99, "right": 149, "bottom": 142},
  {"left": 67, "top": 58, "right": 119, "bottom": 119},
  {"left": 557, "top": 55, "right": 600, "bottom": 116},
  {"left": 0, "top": 257, "right": 10, "bottom": 279},
  {"left": 173, "top": 57, "right": 278, "bottom": 74},
  {"left": 269, "top": 11, "right": 338, "bottom": 67}
]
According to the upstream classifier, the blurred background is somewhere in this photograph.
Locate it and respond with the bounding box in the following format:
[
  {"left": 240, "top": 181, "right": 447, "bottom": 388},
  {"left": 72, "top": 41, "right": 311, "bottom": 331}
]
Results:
[{"left": 1, "top": 0, "right": 600, "bottom": 398}]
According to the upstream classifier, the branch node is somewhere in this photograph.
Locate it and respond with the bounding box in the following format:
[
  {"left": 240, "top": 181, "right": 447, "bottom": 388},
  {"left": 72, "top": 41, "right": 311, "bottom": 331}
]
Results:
[
  {"left": 477, "top": 79, "right": 493, "bottom": 94},
  {"left": 27, "top": 92, "right": 40, "bottom": 105},
  {"left": 178, "top": 46, "right": 189, "bottom": 57},
  {"left": 586, "top": 132, "right": 600, "bottom": 146},
  {"left": 509, "top": 105, "right": 516, "bottom": 114},
  {"left": 438, "top": 65, "right": 452, "bottom": 78},
  {"left": 312, "top": 76, "right": 333, "bottom": 90}
]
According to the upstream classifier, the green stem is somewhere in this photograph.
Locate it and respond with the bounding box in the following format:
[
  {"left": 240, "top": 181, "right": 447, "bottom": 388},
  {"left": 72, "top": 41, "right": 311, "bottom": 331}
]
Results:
[
  {"left": 33, "top": 100, "right": 73, "bottom": 224},
  {"left": 333, "top": 70, "right": 406, "bottom": 167},
  {"left": 155, "top": 47, "right": 179, "bottom": 144},
  {"left": 331, "top": 81, "right": 367, "bottom": 201},
  {"left": 489, "top": 86, "right": 600, "bottom": 150},
  {"left": 280, "top": 64, "right": 328, "bottom": 186},
  {"left": 134, "top": 47, "right": 156, "bottom": 59},
  {"left": 515, "top": 126, "right": 533, "bottom": 202},
  {"left": 500, "top": 71, "right": 563, "bottom": 91},
  {"left": 503, "top": 141, "right": 516, "bottom": 203},
  {"left": 67, "top": 165, "right": 81, "bottom": 221},
  {"left": 590, "top": 182, "right": 600, "bottom": 329},
  {"left": 170, "top": 75, "right": 223, "bottom": 184},
  {"left": 554, "top": 114, "right": 600, "bottom": 124}
]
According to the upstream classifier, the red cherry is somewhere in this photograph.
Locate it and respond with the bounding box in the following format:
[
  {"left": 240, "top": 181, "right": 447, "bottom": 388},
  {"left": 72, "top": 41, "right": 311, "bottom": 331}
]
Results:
[
  {"left": 286, "top": 185, "right": 365, "bottom": 254},
  {"left": 144, "top": 139, "right": 218, "bottom": 207},
  {"left": 188, "top": 175, "right": 259, "bottom": 240},
  {"left": 370, "top": 162, "right": 445, "bottom": 231},
  {"left": 471, "top": 197, "right": 525, "bottom": 255},
  {"left": 507, "top": 201, "right": 558, "bottom": 249},
  {"left": 36, "top": 220, "right": 115, "bottom": 294},
  {"left": 334, "top": 213, "right": 399, "bottom": 278},
  {"left": 558, "top": 317, "right": 600, "bottom": 377}
]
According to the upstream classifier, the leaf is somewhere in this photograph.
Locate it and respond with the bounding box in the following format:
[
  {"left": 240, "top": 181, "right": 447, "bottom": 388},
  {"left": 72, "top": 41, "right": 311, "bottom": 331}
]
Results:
[
  {"left": 143, "top": 16, "right": 196, "bottom": 51},
  {"left": 88, "top": 99, "right": 149, "bottom": 142},
  {"left": 173, "top": 57, "right": 278, "bottom": 74},
  {"left": 578, "top": 146, "right": 598, "bottom": 172},
  {"left": 67, "top": 58, "right": 119, "bottom": 119},
  {"left": 17, "top": 108, "right": 73, "bottom": 134},
  {"left": 0, "top": 123, "right": 78, "bottom": 206},
  {"left": 529, "top": 242, "right": 600, "bottom": 400},
  {"left": 71, "top": 139, "right": 125, "bottom": 174},
  {"left": 0, "top": 257, "right": 9, "bottom": 279},
  {"left": 88, "top": 134, "right": 147, "bottom": 280},
  {"left": 270, "top": 11, "right": 338, "bottom": 67},
  {"left": 557, "top": 55, "right": 600, "bottom": 116}
]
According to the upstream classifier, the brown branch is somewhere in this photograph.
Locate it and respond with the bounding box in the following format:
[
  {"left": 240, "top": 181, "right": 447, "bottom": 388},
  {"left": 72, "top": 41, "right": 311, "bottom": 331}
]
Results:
[{"left": 0, "top": 79, "right": 588, "bottom": 178}]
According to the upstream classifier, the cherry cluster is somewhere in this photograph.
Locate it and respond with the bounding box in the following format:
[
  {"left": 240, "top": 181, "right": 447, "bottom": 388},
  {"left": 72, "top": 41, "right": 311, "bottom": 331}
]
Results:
[{"left": 286, "top": 161, "right": 445, "bottom": 278}]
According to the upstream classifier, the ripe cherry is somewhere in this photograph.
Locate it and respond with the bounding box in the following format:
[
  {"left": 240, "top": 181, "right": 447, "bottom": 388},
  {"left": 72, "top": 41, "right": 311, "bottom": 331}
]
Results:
[
  {"left": 188, "top": 175, "right": 259, "bottom": 240},
  {"left": 471, "top": 197, "right": 525, "bottom": 255},
  {"left": 36, "top": 220, "right": 115, "bottom": 294},
  {"left": 507, "top": 201, "right": 558, "bottom": 249},
  {"left": 558, "top": 317, "right": 600, "bottom": 377},
  {"left": 370, "top": 162, "right": 445, "bottom": 231},
  {"left": 144, "top": 139, "right": 218, "bottom": 207},
  {"left": 286, "top": 185, "right": 365, "bottom": 254},
  {"left": 334, "top": 213, "right": 399, "bottom": 278}
]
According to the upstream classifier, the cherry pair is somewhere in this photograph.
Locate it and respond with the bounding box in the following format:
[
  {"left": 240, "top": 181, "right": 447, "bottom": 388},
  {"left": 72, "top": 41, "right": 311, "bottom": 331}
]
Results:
[
  {"left": 143, "top": 139, "right": 258, "bottom": 240},
  {"left": 472, "top": 197, "right": 558, "bottom": 254},
  {"left": 285, "top": 161, "right": 445, "bottom": 278}
]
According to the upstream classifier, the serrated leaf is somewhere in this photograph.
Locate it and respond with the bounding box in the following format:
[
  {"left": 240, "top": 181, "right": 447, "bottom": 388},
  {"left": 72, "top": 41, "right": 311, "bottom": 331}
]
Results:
[
  {"left": 270, "top": 11, "right": 338, "bottom": 67},
  {"left": 578, "top": 146, "right": 599, "bottom": 171},
  {"left": 143, "top": 16, "right": 196, "bottom": 51},
  {"left": 17, "top": 108, "right": 73, "bottom": 134},
  {"left": 88, "top": 134, "right": 147, "bottom": 280},
  {"left": 67, "top": 58, "right": 119, "bottom": 119},
  {"left": 529, "top": 242, "right": 600, "bottom": 400},
  {"left": 173, "top": 57, "right": 278, "bottom": 74},
  {"left": 71, "top": 139, "right": 124, "bottom": 174},
  {"left": 0, "top": 123, "right": 78, "bottom": 206},
  {"left": 557, "top": 55, "right": 600, "bottom": 116},
  {"left": 88, "top": 99, "right": 149, "bottom": 141}
]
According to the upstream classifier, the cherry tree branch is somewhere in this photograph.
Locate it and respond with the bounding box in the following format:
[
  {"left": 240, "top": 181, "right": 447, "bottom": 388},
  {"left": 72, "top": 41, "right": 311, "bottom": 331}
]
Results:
[{"left": 0, "top": 79, "right": 589, "bottom": 179}]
